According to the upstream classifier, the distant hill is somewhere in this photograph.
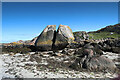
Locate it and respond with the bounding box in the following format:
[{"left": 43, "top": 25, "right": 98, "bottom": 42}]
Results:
[
  {"left": 3, "top": 37, "right": 37, "bottom": 46},
  {"left": 89, "top": 24, "right": 120, "bottom": 34},
  {"left": 88, "top": 23, "right": 120, "bottom": 39}
]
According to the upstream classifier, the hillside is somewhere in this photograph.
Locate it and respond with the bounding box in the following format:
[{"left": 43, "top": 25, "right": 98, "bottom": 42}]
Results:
[
  {"left": 89, "top": 24, "right": 120, "bottom": 34},
  {"left": 88, "top": 23, "right": 120, "bottom": 39}
]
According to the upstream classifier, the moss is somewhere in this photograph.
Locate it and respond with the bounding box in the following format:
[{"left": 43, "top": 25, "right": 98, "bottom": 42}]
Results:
[
  {"left": 2, "top": 46, "right": 32, "bottom": 53},
  {"left": 37, "top": 40, "right": 52, "bottom": 45},
  {"left": 55, "top": 40, "right": 62, "bottom": 44},
  {"left": 55, "top": 40, "right": 67, "bottom": 45},
  {"left": 88, "top": 32, "right": 120, "bottom": 39},
  {"left": 72, "top": 41, "right": 78, "bottom": 44}
]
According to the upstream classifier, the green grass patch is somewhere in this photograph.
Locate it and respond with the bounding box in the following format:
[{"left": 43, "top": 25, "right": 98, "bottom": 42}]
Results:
[{"left": 88, "top": 32, "right": 120, "bottom": 39}]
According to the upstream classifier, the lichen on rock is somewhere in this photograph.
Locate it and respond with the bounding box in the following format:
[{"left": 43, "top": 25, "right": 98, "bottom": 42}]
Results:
[{"left": 35, "top": 25, "right": 56, "bottom": 51}]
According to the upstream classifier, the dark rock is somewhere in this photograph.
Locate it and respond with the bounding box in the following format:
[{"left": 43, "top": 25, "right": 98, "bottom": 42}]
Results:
[
  {"left": 35, "top": 25, "right": 56, "bottom": 51},
  {"left": 103, "top": 39, "right": 120, "bottom": 47},
  {"left": 79, "top": 41, "right": 85, "bottom": 47},
  {"left": 90, "top": 43, "right": 101, "bottom": 49},
  {"left": 84, "top": 40, "right": 94, "bottom": 44},
  {"left": 70, "top": 51, "right": 117, "bottom": 72},
  {"left": 83, "top": 49, "right": 94, "bottom": 57},
  {"left": 98, "top": 41, "right": 104, "bottom": 46},
  {"left": 85, "top": 43, "right": 103, "bottom": 56},
  {"left": 70, "top": 48, "right": 94, "bottom": 70},
  {"left": 67, "top": 43, "right": 81, "bottom": 49},
  {"left": 29, "top": 45, "right": 37, "bottom": 52},
  {"left": 54, "top": 24, "right": 75, "bottom": 50},
  {"left": 74, "top": 48, "right": 84, "bottom": 56},
  {"left": 98, "top": 39, "right": 120, "bottom": 53},
  {"left": 2, "top": 46, "right": 32, "bottom": 53},
  {"left": 69, "top": 42, "right": 116, "bottom": 72},
  {"left": 62, "top": 48, "right": 68, "bottom": 54},
  {"left": 67, "top": 41, "right": 85, "bottom": 49},
  {"left": 102, "top": 43, "right": 112, "bottom": 52},
  {"left": 90, "top": 43, "right": 103, "bottom": 55},
  {"left": 73, "top": 31, "right": 89, "bottom": 42},
  {"left": 104, "top": 40, "right": 115, "bottom": 47},
  {"left": 75, "top": 48, "right": 94, "bottom": 58},
  {"left": 74, "top": 43, "right": 103, "bottom": 57},
  {"left": 86, "top": 56, "right": 117, "bottom": 72},
  {"left": 84, "top": 43, "right": 94, "bottom": 49},
  {"left": 112, "top": 47, "right": 120, "bottom": 53},
  {"left": 115, "top": 39, "right": 120, "bottom": 47}
]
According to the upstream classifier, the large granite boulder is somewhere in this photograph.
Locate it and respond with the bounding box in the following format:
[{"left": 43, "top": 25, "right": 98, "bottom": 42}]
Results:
[
  {"left": 53, "top": 24, "right": 75, "bottom": 50},
  {"left": 35, "top": 25, "right": 56, "bottom": 51}
]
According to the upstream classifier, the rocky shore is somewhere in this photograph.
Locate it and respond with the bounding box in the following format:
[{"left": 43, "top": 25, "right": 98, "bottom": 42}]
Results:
[
  {"left": 1, "top": 24, "right": 120, "bottom": 79},
  {"left": 0, "top": 51, "right": 119, "bottom": 78}
]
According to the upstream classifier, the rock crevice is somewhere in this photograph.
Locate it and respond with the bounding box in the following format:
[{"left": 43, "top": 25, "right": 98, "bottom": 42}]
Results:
[{"left": 35, "top": 24, "right": 75, "bottom": 51}]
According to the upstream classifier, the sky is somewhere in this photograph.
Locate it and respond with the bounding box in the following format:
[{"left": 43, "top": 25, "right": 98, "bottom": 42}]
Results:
[{"left": 2, "top": 2, "right": 118, "bottom": 43}]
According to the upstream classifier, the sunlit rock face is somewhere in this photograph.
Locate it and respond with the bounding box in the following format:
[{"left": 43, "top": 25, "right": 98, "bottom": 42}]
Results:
[
  {"left": 54, "top": 24, "right": 75, "bottom": 50},
  {"left": 35, "top": 25, "right": 56, "bottom": 51}
]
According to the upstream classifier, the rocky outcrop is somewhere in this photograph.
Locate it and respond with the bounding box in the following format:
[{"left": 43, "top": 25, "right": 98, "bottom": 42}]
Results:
[
  {"left": 70, "top": 43, "right": 117, "bottom": 72},
  {"left": 3, "top": 37, "right": 38, "bottom": 46},
  {"left": 26, "top": 37, "right": 38, "bottom": 45},
  {"left": 99, "top": 39, "right": 120, "bottom": 53},
  {"left": 35, "top": 25, "right": 56, "bottom": 51},
  {"left": 35, "top": 24, "right": 75, "bottom": 51},
  {"left": 86, "top": 56, "right": 116, "bottom": 72},
  {"left": 16, "top": 40, "right": 24, "bottom": 43},
  {"left": 54, "top": 24, "right": 75, "bottom": 50},
  {"left": 73, "top": 31, "right": 89, "bottom": 42},
  {"left": 3, "top": 25, "right": 75, "bottom": 51}
]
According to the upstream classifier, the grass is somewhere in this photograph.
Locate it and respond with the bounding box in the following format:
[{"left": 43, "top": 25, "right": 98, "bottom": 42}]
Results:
[{"left": 88, "top": 32, "right": 120, "bottom": 39}]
